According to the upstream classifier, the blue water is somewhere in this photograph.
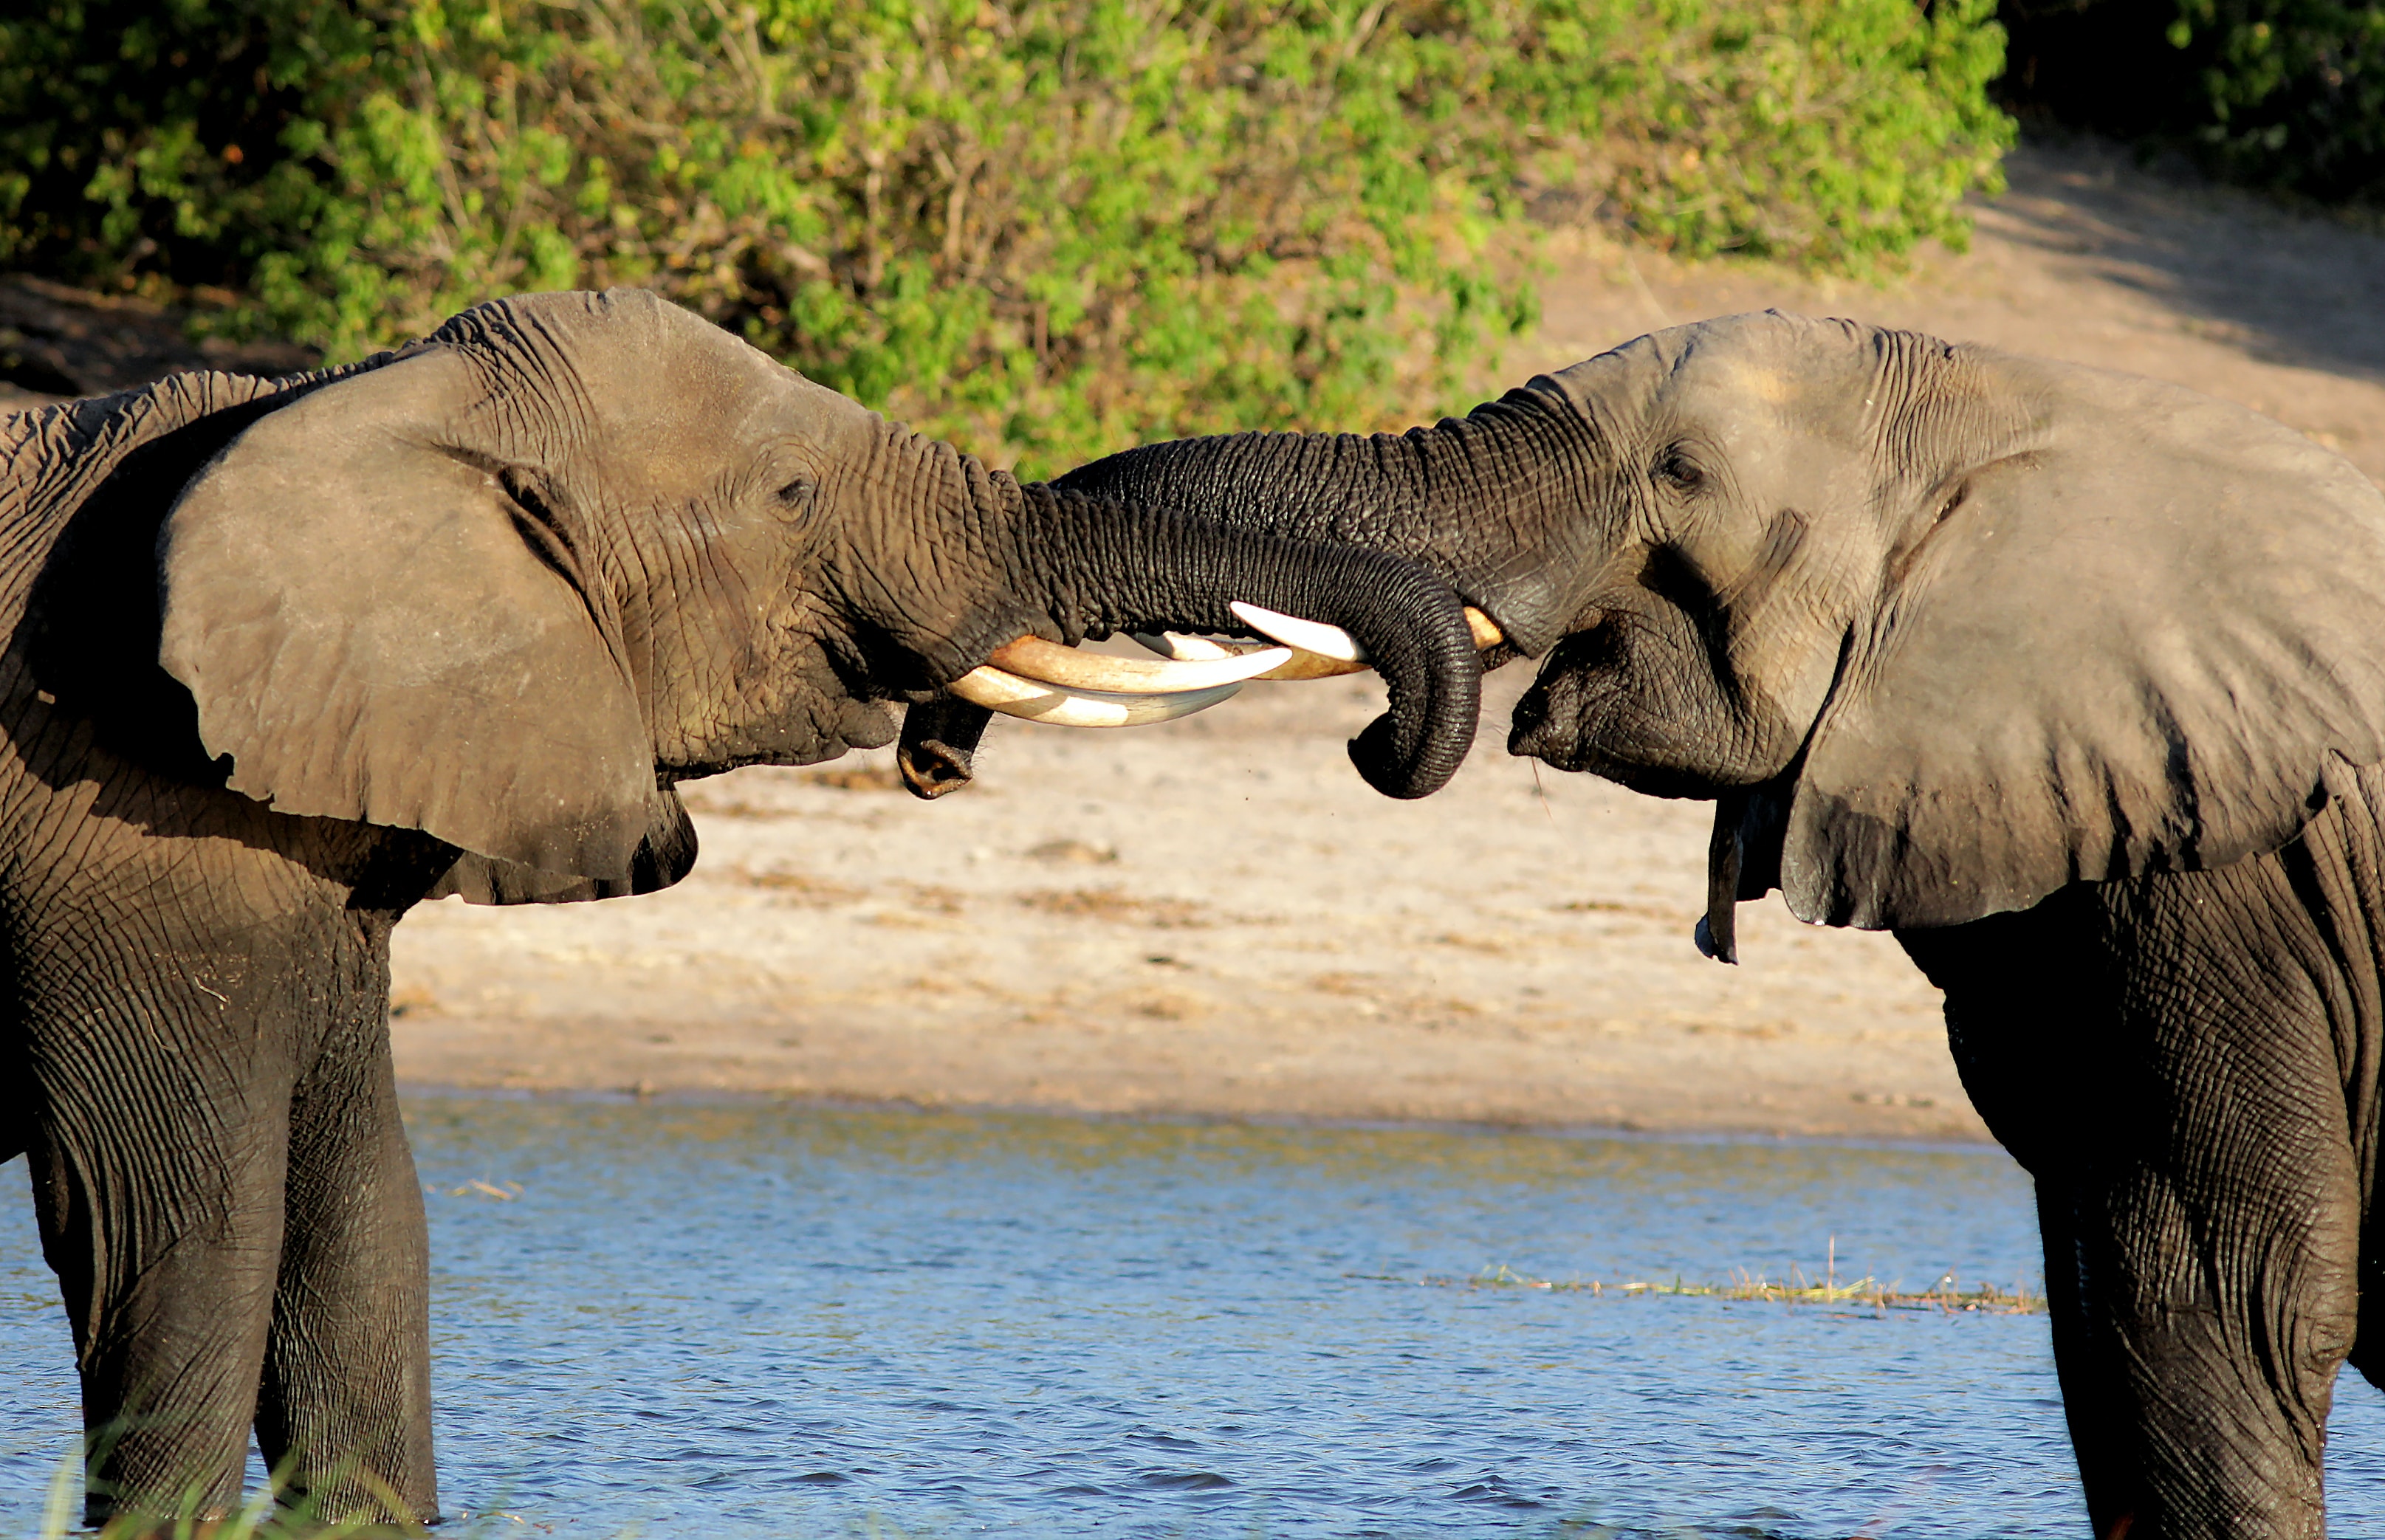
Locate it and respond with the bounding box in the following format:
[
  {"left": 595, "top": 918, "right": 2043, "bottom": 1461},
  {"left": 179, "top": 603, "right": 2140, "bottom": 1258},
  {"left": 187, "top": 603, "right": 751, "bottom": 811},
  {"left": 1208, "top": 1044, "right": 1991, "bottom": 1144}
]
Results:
[{"left": 6, "top": 1098, "right": 2384, "bottom": 1538}]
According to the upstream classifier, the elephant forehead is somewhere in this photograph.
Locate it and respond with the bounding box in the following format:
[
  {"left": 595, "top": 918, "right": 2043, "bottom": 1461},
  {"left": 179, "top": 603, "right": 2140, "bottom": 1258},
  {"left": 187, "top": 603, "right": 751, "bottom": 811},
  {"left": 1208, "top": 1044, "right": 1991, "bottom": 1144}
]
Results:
[
  {"left": 1532, "top": 312, "right": 1873, "bottom": 433},
  {"left": 1660, "top": 321, "right": 1879, "bottom": 416},
  {"left": 449, "top": 289, "right": 868, "bottom": 476}
]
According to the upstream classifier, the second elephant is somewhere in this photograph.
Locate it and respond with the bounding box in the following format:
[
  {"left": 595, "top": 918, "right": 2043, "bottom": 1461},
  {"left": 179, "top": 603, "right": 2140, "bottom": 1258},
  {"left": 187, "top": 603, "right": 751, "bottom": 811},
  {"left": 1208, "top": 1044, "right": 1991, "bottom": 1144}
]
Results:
[{"left": 1058, "top": 310, "right": 2385, "bottom": 1540}]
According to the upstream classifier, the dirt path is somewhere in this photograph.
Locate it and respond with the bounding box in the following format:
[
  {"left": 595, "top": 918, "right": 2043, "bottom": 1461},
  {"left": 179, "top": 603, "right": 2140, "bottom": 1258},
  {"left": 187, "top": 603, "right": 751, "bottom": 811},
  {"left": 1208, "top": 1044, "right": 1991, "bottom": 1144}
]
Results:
[{"left": 20, "top": 137, "right": 2385, "bottom": 1139}]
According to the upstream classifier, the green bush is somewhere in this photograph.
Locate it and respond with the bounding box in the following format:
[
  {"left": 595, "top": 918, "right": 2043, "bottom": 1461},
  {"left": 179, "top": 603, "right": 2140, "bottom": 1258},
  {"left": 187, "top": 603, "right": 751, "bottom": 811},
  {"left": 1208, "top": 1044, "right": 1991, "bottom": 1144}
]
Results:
[
  {"left": 0, "top": 0, "right": 2011, "bottom": 470},
  {"left": 2170, "top": 0, "right": 2385, "bottom": 198},
  {"left": 2000, "top": 0, "right": 2385, "bottom": 204}
]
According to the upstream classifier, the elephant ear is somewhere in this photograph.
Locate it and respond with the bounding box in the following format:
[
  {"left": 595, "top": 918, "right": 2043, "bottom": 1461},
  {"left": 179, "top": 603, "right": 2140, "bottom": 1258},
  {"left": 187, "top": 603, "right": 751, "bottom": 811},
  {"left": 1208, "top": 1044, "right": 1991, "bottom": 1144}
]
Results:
[
  {"left": 1774, "top": 364, "right": 2385, "bottom": 930},
  {"left": 159, "top": 346, "right": 661, "bottom": 883},
  {"left": 428, "top": 787, "right": 698, "bottom": 904}
]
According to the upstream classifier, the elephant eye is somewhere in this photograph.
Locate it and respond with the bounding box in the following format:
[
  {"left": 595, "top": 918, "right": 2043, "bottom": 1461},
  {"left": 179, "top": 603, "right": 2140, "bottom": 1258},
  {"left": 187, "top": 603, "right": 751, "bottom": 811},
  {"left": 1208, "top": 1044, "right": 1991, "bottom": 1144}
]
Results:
[
  {"left": 775, "top": 475, "right": 816, "bottom": 509},
  {"left": 1653, "top": 447, "right": 1706, "bottom": 494}
]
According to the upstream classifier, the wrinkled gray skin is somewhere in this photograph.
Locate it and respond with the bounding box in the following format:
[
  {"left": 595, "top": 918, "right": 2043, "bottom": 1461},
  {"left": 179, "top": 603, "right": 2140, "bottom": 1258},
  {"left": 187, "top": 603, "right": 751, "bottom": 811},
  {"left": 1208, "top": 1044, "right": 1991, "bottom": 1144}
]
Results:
[
  {"left": 0, "top": 289, "right": 1486, "bottom": 1530},
  {"left": 1060, "top": 310, "right": 2385, "bottom": 1540}
]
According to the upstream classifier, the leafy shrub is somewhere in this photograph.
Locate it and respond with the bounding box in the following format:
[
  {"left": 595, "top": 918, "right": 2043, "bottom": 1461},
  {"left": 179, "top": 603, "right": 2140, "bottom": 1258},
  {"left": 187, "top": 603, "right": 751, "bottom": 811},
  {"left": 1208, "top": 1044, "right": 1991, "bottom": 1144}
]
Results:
[
  {"left": 2171, "top": 0, "right": 2385, "bottom": 198},
  {"left": 1562, "top": 0, "right": 2013, "bottom": 270},
  {"left": 1, "top": 0, "right": 2011, "bottom": 470},
  {"left": 2000, "top": 0, "right": 2385, "bottom": 204}
]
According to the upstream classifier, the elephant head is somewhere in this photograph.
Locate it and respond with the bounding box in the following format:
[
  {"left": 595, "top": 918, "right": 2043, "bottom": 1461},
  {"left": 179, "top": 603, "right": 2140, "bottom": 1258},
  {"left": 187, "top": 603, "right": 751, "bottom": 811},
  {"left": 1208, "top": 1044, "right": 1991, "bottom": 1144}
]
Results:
[
  {"left": 44, "top": 289, "right": 1486, "bottom": 901},
  {"left": 1058, "top": 310, "right": 2385, "bottom": 952}
]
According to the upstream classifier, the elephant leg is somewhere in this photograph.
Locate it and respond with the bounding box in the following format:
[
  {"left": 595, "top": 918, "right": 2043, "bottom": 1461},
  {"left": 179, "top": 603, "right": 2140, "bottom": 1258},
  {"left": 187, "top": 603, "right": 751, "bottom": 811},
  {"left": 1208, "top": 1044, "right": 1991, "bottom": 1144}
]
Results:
[
  {"left": 2051, "top": 1071, "right": 2360, "bottom": 1539},
  {"left": 2035, "top": 1188, "right": 2141, "bottom": 1540},
  {"left": 27, "top": 989, "right": 293, "bottom": 1526},
  {"left": 1908, "top": 876, "right": 2364, "bottom": 1539},
  {"left": 256, "top": 911, "right": 436, "bottom": 1524}
]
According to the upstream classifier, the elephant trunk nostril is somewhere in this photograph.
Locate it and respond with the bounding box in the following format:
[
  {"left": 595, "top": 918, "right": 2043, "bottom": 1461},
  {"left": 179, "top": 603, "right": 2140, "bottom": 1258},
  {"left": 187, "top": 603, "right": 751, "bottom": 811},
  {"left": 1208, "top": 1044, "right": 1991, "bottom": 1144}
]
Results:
[
  {"left": 899, "top": 738, "right": 975, "bottom": 799},
  {"left": 898, "top": 696, "right": 992, "bottom": 797}
]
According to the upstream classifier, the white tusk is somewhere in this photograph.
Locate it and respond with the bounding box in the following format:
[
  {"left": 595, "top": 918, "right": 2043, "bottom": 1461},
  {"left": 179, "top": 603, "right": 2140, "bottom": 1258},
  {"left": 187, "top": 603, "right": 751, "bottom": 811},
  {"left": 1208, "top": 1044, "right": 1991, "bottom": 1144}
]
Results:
[
  {"left": 1131, "top": 630, "right": 1242, "bottom": 662},
  {"left": 988, "top": 633, "right": 1290, "bottom": 692},
  {"left": 947, "top": 665, "right": 1243, "bottom": 727},
  {"left": 1254, "top": 652, "right": 1373, "bottom": 681},
  {"left": 1229, "top": 602, "right": 1368, "bottom": 662},
  {"left": 1227, "top": 600, "right": 1505, "bottom": 664},
  {"left": 1133, "top": 628, "right": 1362, "bottom": 679}
]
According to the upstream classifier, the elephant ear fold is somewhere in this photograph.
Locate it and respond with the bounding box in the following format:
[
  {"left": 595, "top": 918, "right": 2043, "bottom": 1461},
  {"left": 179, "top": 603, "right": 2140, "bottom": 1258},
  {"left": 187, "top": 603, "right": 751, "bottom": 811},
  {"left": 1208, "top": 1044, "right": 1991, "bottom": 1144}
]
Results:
[
  {"left": 159, "top": 346, "right": 659, "bottom": 881},
  {"left": 428, "top": 786, "right": 697, "bottom": 905},
  {"left": 1777, "top": 381, "right": 2385, "bottom": 930}
]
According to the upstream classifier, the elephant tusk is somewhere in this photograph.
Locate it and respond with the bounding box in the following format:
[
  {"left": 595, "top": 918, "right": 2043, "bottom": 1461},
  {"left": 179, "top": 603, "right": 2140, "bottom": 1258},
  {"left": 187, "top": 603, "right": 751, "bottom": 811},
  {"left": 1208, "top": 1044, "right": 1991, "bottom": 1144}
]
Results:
[
  {"left": 947, "top": 664, "right": 1244, "bottom": 727},
  {"left": 1464, "top": 607, "right": 1506, "bottom": 650},
  {"left": 1254, "top": 651, "right": 1373, "bottom": 681},
  {"left": 1136, "top": 627, "right": 1370, "bottom": 679},
  {"left": 1132, "top": 630, "right": 1242, "bottom": 662},
  {"left": 1226, "top": 601, "right": 1507, "bottom": 670},
  {"left": 1229, "top": 602, "right": 1368, "bottom": 662},
  {"left": 987, "top": 633, "right": 1291, "bottom": 692}
]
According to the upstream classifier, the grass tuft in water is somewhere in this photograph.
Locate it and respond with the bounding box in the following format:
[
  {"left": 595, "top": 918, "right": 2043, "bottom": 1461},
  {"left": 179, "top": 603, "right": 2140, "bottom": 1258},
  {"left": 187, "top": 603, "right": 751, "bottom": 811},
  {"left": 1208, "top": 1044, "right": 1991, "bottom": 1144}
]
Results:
[
  {"left": 37, "top": 1438, "right": 515, "bottom": 1540},
  {"left": 1376, "top": 1260, "right": 2045, "bottom": 1315}
]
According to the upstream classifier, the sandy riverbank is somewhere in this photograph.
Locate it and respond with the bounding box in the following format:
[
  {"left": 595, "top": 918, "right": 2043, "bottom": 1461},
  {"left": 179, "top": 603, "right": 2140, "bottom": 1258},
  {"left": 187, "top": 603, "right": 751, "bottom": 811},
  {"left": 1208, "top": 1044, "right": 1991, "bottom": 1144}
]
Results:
[
  {"left": 390, "top": 662, "right": 1973, "bottom": 1138},
  {"left": 390, "top": 140, "right": 2385, "bottom": 1138},
  {"left": 16, "top": 137, "right": 2385, "bottom": 1139}
]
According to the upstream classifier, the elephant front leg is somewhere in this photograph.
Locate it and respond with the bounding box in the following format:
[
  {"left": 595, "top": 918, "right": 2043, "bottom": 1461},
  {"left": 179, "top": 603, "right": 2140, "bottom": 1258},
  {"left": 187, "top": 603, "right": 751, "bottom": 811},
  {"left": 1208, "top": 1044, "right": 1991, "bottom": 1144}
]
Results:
[
  {"left": 2043, "top": 1109, "right": 2361, "bottom": 1540},
  {"left": 256, "top": 915, "right": 437, "bottom": 1524},
  {"left": 27, "top": 1024, "right": 292, "bottom": 1526}
]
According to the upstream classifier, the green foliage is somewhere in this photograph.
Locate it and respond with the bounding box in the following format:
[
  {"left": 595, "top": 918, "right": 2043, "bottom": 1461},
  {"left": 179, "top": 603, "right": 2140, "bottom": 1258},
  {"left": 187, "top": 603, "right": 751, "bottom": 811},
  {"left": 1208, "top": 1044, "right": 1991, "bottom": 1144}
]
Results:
[
  {"left": 2168, "top": 0, "right": 2385, "bottom": 199},
  {"left": 1999, "top": 0, "right": 2385, "bottom": 205},
  {"left": 1, "top": 0, "right": 2011, "bottom": 470},
  {"left": 1545, "top": 0, "right": 2014, "bottom": 268}
]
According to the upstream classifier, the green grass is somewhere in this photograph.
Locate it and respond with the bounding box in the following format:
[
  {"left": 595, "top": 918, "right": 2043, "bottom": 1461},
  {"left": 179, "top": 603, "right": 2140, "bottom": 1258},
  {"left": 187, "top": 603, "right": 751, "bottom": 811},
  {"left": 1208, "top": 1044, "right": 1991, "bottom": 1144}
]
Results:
[
  {"left": 37, "top": 1441, "right": 470, "bottom": 1540},
  {"left": 1382, "top": 1258, "right": 2047, "bottom": 1314}
]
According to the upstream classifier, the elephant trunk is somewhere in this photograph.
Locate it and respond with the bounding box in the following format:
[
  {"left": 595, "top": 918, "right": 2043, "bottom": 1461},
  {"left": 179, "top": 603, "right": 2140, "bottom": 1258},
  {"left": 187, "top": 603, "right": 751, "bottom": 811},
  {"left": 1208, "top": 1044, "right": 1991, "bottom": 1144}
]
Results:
[
  {"left": 840, "top": 427, "right": 1488, "bottom": 797},
  {"left": 1050, "top": 385, "right": 1595, "bottom": 657},
  {"left": 984, "top": 484, "right": 1485, "bottom": 798}
]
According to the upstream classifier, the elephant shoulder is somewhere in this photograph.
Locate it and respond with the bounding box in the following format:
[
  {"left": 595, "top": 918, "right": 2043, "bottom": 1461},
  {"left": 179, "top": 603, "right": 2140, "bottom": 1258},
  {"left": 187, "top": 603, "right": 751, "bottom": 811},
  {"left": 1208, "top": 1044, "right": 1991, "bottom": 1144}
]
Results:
[{"left": 4, "top": 367, "right": 367, "bottom": 786}]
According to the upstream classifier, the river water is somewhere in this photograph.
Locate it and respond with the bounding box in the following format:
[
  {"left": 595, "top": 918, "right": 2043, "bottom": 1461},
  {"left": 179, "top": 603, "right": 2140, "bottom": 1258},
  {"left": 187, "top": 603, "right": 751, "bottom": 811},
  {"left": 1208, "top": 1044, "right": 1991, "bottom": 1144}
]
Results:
[{"left": 6, "top": 1097, "right": 2384, "bottom": 1538}]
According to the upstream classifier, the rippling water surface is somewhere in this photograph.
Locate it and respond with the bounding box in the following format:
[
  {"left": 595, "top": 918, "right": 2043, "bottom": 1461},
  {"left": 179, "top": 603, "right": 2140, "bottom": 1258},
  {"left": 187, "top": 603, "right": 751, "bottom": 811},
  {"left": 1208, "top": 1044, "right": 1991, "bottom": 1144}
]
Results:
[{"left": 7, "top": 1098, "right": 2385, "bottom": 1538}]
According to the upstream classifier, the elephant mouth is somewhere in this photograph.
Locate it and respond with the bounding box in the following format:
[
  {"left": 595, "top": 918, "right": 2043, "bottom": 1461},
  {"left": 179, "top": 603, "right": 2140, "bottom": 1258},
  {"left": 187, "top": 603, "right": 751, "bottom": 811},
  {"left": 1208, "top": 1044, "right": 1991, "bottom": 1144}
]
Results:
[
  {"left": 1507, "top": 625, "right": 1618, "bottom": 774},
  {"left": 949, "top": 603, "right": 1504, "bottom": 729}
]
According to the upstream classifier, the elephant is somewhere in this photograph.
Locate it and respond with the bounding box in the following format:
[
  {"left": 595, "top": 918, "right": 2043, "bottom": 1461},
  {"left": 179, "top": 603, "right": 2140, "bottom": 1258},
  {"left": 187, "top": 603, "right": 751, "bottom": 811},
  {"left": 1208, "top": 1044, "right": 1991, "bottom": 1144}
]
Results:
[
  {"left": 1050, "top": 309, "right": 2385, "bottom": 1540},
  {"left": 0, "top": 286, "right": 1492, "bottom": 1530}
]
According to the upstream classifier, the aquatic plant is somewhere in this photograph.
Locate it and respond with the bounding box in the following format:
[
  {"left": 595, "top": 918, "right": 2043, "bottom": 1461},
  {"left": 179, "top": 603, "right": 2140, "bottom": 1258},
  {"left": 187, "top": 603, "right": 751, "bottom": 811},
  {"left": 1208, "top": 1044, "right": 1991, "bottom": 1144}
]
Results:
[
  {"left": 1382, "top": 1259, "right": 2047, "bottom": 1314},
  {"left": 35, "top": 1437, "right": 524, "bottom": 1540}
]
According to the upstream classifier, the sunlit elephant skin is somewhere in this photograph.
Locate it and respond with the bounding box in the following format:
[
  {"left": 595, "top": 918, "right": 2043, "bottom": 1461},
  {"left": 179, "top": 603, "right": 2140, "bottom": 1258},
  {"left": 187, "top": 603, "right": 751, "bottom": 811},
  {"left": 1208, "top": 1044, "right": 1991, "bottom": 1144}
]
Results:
[
  {"left": 1058, "top": 310, "right": 2385, "bottom": 1540},
  {"left": 0, "top": 289, "right": 1487, "bottom": 1530}
]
